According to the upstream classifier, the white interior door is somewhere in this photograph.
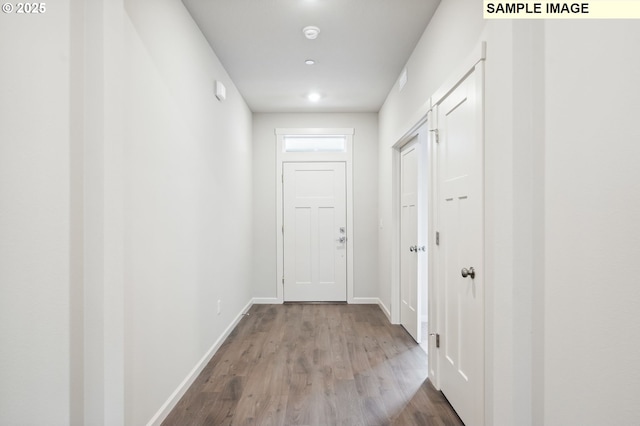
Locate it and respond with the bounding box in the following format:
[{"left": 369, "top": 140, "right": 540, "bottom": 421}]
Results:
[
  {"left": 283, "top": 162, "right": 347, "bottom": 302},
  {"left": 437, "top": 67, "right": 484, "bottom": 425},
  {"left": 400, "top": 140, "right": 420, "bottom": 342}
]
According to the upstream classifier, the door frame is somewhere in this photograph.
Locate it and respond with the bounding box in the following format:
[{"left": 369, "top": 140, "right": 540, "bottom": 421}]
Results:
[
  {"left": 396, "top": 128, "right": 430, "bottom": 344},
  {"left": 391, "top": 41, "right": 487, "bottom": 404},
  {"left": 275, "top": 128, "right": 355, "bottom": 304}
]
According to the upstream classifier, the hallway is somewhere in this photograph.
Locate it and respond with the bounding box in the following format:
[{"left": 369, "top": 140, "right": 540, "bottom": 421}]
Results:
[
  {"left": 163, "top": 304, "right": 462, "bottom": 426},
  {"left": 3, "top": 0, "right": 640, "bottom": 425}
]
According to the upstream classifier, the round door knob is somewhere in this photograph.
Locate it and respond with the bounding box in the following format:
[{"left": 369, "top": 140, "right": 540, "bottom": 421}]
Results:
[
  {"left": 409, "top": 246, "right": 415, "bottom": 252},
  {"left": 461, "top": 267, "right": 475, "bottom": 279}
]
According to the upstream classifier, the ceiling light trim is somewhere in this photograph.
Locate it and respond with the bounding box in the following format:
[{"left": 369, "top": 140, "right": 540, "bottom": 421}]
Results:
[
  {"left": 302, "top": 26, "right": 320, "bottom": 40},
  {"left": 307, "top": 92, "right": 322, "bottom": 102}
]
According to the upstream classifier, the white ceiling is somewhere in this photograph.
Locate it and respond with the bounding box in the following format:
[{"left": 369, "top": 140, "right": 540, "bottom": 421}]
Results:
[{"left": 181, "top": 0, "right": 440, "bottom": 113}]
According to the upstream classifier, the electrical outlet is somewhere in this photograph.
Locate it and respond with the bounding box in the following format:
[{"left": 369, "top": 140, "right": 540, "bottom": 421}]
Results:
[{"left": 217, "top": 299, "right": 221, "bottom": 315}]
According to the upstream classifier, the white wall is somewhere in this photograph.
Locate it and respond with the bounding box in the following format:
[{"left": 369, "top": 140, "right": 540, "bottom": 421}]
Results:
[
  {"left": 0, "top": 3, "right": 74, "bottom": 424},
  {"left": 482, "top": 19, "right": 640, "bottom": 426},
  {"left": 380, "top": 3, "right": 640, "bottom": 426},
  {"left": 378, "top": 0, "right": 486, "bottom": 313},
  {"left": 377, "top": 4, "right": 554, "bottom": 425},
  {"left": 122, "top": 0, "right": 253, "bottom": 424},
  {"left": 484, "top": 20, "right": 536, "bottom": 426},
  {"left": 1, "top": 0, "right": 254, "bottom": 424},
  {"left": 543, "top": 20, "right": 640, "bottom": 426},
  {"left": 375, "top": 7, "right": 524, "bottom": 424},
  {"left": 252, "top": 113, "right": 379, "bottom": 301}
]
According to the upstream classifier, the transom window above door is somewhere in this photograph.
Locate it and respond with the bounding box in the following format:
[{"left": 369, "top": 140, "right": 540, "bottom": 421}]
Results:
[
  {"left": 275, "top": 127, "right": 354, "bottom": 303},
  {"left": 282, "top": 135, "right": 347, "bottom": 153}
]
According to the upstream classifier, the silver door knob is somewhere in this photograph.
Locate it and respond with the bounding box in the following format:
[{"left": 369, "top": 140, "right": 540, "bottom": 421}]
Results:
[
  {"left": 409, "top": 245, "right": 417, "bottom": 252},
  {"left": 461, "top": 267, "right": 475, "bottom": 279},
  {"left": 338, "top": 236, "right": 346, "bottom": 243}
]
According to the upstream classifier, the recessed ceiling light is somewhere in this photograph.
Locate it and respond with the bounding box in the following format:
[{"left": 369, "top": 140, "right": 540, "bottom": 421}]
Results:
[
  {"left": 307, "top": 92, "right": 321, "bottom": 102},
  {"left": 303, "top": 26, "right": 320, "bottom": 40},
  {"left": 305, "top": 59, "right": 316, "bottom": 65}
]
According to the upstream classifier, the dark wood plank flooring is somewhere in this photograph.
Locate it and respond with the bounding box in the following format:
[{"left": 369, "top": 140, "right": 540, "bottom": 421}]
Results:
[{"left": 162, "top": 304, "right": 463, "bottom": 426}]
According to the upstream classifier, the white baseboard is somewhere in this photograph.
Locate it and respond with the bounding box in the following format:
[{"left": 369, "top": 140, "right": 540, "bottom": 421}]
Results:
[
  {"left": 252, "top": 297, "right": 280, "bottom": 304},
  {"left": 351, "top": 297, "right": 380, "bottom": 304},
  {"left": 146, "top": 299, "right": 253, "bottom": 426},
  {"left": 351, "top": 297, "right": 392, "bottom": 322},
  {"left": 378, "top": 299, "right": 391, "bottom": 321}
]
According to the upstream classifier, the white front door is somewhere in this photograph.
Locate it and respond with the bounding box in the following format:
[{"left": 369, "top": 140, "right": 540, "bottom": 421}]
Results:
[
  {"left": 437, "top": 67, "right": 484, "bottom": 425},
  {"left": 283, "top": 162, "right": 347, "bottom": 302},
  {"left": 400, "top": 139, "right": 420, "bottom": 342}
]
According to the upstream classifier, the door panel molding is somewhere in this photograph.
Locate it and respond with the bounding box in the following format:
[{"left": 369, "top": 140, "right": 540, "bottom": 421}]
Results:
[
  {"left": 399, "top": 139, "right": 421, "bottom": 342},
  {"left": 434, "top": 60, "right": 485, "bottom": 426},
  {"left": 392, "top": 122, "right": 431, "bottom": 340},
  {"left": 275, "top": 128, "right": 354, "bottom": 303},
  {"left": 283, "top": 162, "right": 346, "bottom": 301},
  {"left": 389, "top": 39, "right": 487, "bottom": 426}
]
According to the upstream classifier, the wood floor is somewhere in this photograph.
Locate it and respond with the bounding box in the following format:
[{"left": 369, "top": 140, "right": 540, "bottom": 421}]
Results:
[{"left": 163, "top": 304, "right": 463, "bottom": 426}]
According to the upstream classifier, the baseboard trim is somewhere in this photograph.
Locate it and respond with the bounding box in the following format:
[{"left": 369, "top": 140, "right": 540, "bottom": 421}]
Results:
[
  {"left": 146, "top": 299, "right": 253, "bottom": 426},
  {"left": 252, "top": 297, "right": 280, "bottom": 304},
  {"left": 378, "top": 299, "right": 391, "bottom": 321},
  {"left": 351, "top": 297, "right": 380, "bottom": 304},
  {"left": 351, "top": 297, "right": 391, "bottom": 322}
]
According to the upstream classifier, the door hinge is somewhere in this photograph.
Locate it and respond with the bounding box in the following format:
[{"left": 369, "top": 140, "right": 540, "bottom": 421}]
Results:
[
  {"left": 430, "top": 333, "right": 440, "bottom": 348},
  {"left": 282, "top": 276, "right": 284, "bottom": 284},
  {"left": 282, "top": 225, "right": 284, "bottom": 234},
  {"left": 435, "top": 231, "right": 440, "bottom": 246},
  {"left": 430, "top": 128, "right": 439, "bottom": 143},
  {"left": 281, "top": 174, "right": 284, "bottom": 183}
]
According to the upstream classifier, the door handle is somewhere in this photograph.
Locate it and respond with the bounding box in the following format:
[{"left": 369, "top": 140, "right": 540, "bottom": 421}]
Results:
[
  {"left": 409, "top": 245, "right": 416, "bottom": 252},
  {"left": 338, "top": 236, "right": 346, "bottom": 243},
  {"left": 461, "top": 267, "right": 475, "bottom": 279}
]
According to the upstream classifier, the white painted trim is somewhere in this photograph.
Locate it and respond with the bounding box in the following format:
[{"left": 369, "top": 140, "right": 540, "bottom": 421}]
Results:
[
  {"left": 378, "top": 299, "right": 391, "bottom": 322},
  {"left": 390, "top": 147, "right": 401, "bottom": 324},
  {"left": 146, "top": 299, "right": 253, "bottom": 426},
  {"left": 427, "top": 107, "right": 440, "bottom": 387},
  {"left": 391, "top": 125, "right": 430, "bottom": 334},
  {"left": 431, "top": 55, "right": 487, "bottom": 423},
  {"left": 275, "top": 128, "right": 355, "bottom": 304},
  {"left": 252, "top": 297, "right": 280, "bottom": 305},
  {"left": 476, "top": 59, "right": 488, "bottom": 426},
  {"left": 390, "top": 41, "right": 486, "bottom": 149},
  {"left": 393, "top": 98, "right": 432, "bottom": 147},
  {"left": 385, "top": 39, "right": 488, "bottom": 396},
  {"left": 275, "top": 128, "right": 354, "bottom": 136},
  {"left": 352, "top": 297, "right": 392, "bottom": 322},
  {"left": 431, "top": 41, "right": 487, "bottom": 108},
  {"left": 351, "top": 297, "right": 380, "bottom": 304}
]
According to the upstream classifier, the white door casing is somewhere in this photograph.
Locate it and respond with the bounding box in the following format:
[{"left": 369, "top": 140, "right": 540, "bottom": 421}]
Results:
[
  {"left": 400, "top": 139, "right": 420, "bottom": 341},
  {"left": 274, "top": 128, "right": 354, "bottom": 304},
  {"left": 283, "top": 162, "right": 347, "bottom": 301},
  {"left": 436, "top": 64, "right": 485, "bottom": 426}
]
